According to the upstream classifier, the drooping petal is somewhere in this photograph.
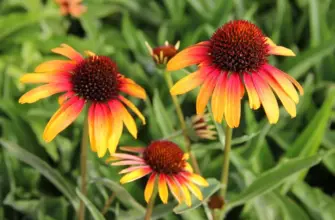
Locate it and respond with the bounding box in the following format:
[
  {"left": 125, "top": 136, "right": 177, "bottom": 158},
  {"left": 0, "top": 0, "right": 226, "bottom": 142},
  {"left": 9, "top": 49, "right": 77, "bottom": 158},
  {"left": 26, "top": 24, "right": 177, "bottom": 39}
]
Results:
[
  {"left": 167, "top": 41, "right": 211, "bottom": 71},
  {"left": 158, "top": 174, "right": 169, "bottom": 204},
  {"left": 243, "top": 72, "right": 261, "bottom": 109},
  {"left": 43, "top": 96, "right": 85, "bottom": 142},
  {"left": 114, "top": 101, "right": 138, "bottom": 138},
  {"left": 211, "top": 71, "right": 228, "bottom": 122},
  {"left": 224, "top": 73, "right": 244, "bottom": 128},
  {"left": 88, "top": 103, "right": 111, "bottom": 157},
  {"left": 263, "top": 64, "right": 300, "bottom": 103},
  {"left": 196, "top": 71, "right": 217, "bottom": 114},
  {"left": 118, "top": 95, "right": 145, "bottom": 125},
  {"left": 51, "top": 44, "right": 83, "bottom": 62},
  {"left": 34, "top": 60, "right": 76, "bottom": 73},
  {"left": 120, "top": 167, "right": 152, "bottom": 184},
  {"left": 170, "top": 69, "right": 205, "bottom": 95},
  {"left": 260, "top": 70, "right": 296, "bottom": 117},
  {"left": 112, "top": 153, "right": 144, "bottom": 161},
  {"left": 180, "top": 176, "right": 203, "bottom": 200},
  {"left": 183, "top": 173, "right": 209, "bottom": 186},
  {"left": 282, "top": 72, "right": 304, "bottom": 96},
  {"left": 265, "top": 38, "right": 295, "bottom": 56},
  {"left": 58, "top": 91, "right": 75, "bottom": 105},
  {"left": 145, "top": 173, "right": 156, "bottom": 203},
  {"left": 119, "top": 165, "right": 150, "bottom": 174},
  {"left": 110, "top": 160, "right": 146, "bottom": 166},
  {"left": 107, "top": 100, "right": 124, "bottom": 154},
  {"left": 119, "top": 77, "right": 147, "bottom": 99},
  {"left": 20, "top": 72, "right": 71, "bottom": 84},
  {"left": 252, "top": 72, "right": 279, "bottom": 124},
  {"left": 173, "top": 176, "right": 191, "bottom": 207},
  {"left": 19, "top": 83, "right": 72, "bottom": 104},
  {"left": 166, "top": 175, "right": 182, "bottom": 204}
]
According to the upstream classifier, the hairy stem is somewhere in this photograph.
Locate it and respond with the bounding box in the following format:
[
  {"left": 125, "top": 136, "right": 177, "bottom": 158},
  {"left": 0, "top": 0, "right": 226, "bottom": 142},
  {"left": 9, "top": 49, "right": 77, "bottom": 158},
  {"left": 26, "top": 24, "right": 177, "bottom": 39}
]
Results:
[
  {"left": 163, "top": 70, "right": 201, "bottom": 174},
  {"left": 220, "top": 126, "right": 233, "bottom": 197},
  {"left": 78, "top": 114, "right": 89, "bottom": 220}
]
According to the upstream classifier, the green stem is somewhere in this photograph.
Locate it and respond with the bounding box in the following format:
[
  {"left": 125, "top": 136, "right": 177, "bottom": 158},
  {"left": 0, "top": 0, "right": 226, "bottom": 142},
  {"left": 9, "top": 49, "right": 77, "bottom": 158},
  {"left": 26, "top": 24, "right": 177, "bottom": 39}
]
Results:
[
  {"left": 220, "top": 126, "right": 233, "bottom": 197},
  {"left": 163, "top": 70, "right": 201, "bottom": 174},
  {"left": 144, "top": 188, "right": 157, "bottom": 220},
  {"left": 78, "top": 114, "right": 89, "bottom": 220},
  {"left": 162, "top": 129, "right": 183, "bottom": 140}
]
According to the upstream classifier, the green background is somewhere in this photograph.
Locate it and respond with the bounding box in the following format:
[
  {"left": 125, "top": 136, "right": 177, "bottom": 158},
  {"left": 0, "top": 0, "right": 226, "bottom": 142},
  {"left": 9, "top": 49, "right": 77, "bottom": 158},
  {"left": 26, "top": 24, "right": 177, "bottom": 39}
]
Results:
[{"left": 0, "top": 0, "right": 334, "bottom": 219}]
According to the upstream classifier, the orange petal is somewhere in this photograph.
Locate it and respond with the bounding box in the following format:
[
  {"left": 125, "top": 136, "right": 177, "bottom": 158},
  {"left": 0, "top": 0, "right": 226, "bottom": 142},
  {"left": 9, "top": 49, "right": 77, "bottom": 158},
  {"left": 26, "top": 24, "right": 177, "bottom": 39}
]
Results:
[
  {"left": 20, "top": 72, "right": 71, "bottom": 84},
  {"left": 158, "top": 174, "right": 169, "bottom": 204},
  {"left": 282, "top": 72, "right": 304, "bottom": 96},
  {"left": 107, "top": 100, "right": 124, "bottom": 154},
  {"left": 34, "top": 60, "right": 76, "bottom": 73},
  {"left": 43, "top": 96, "right": 85, "bottom": 142},
  {"left": 120, "top": 167, "right": 152, "bottom": 184},
  {"left": 51, "top": 44, "right": 83, "bottom": 62},
  {"left": 167, "top": 41, "right": 210, "bottom": 71},
  {"left": 261, "top": 71, "right": 296, "bottom": 118},
  {"left": 211, "top": 72, "right": 228, "bottom": 122},
  {"left": 144, "top": 173, "right": 157, "bottom": 203},
  {"left": 170, "top": 69, "right": 205, "bottom": 95},
  {"left": 252, "top": 73, "right": 279, "bottom": 124},
  {"left": 224, "top": 73, "right": 244, "bottom": 128},
  {"left": 196, "top": 72, "right": 217, "bottom": 114},
  {"left": 119, "top": 77, "right": 147, "bottom": 99},
  {"left": 166, "top": 175, "right": 182, "bottom": 204},
  {"left": 118, "top": 95, "right": 145, "bottom": 125},
  {"left": 19, "top": 83, "right": 72, "bottom": 104},
  {"left": 263, "top": 64, "right": 300, "bottom": 103},
  {"left": 89, "top": 103, "right": 111, "bottom": 157},
  {"left": 244, "top": 72, "right": 261, "bottom": 109}
]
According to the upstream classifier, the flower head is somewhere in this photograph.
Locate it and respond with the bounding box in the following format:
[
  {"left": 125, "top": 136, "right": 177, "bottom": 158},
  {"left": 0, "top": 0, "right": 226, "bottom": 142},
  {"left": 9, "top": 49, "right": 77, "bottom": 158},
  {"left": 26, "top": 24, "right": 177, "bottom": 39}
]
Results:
[
  {"left": 186, "top": 114, "right": 217, "bottom": 141},
  {"left": 19, "top": 44, "right": 146, "bottom": 157},
  {"left": 108, "top": 140, "right": 208, "bottom": 206},
  {"left": 55, "top": 0, "right": 87, "bottom": 17},
  {"left": 167, "top": 20, "right": 304, "bottom": 128},
  {"left": 145, "top": 41, "right": 180, "bottom": 66}
]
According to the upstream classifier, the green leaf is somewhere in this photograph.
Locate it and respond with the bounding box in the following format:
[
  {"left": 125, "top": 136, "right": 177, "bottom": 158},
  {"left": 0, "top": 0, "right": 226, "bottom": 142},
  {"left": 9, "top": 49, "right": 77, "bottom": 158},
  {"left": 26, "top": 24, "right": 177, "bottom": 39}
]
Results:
[
  {"left": 93, "top": 178, "right": 145, "bottom": 214},
  {"left": 226, "top": 154, "right": 322, "bottom": 211},
  {"left": 0, "top": 139, "right": 79, "bottom": 209},
  {"left": 286, "top": 87, "right": 335, "bottom": 158},
  {"left": 282, "top": 36, "right": 335, "bottom": 79},
  {"left": 292, "top": 181, "right": 335, "bottom": 220},
  {"left": 173, "top": 178, "right": 221, "bottom": 214},
  {"left": 76, "top": 188, "right": 105, "bottom": 220},
  {"left": 153, "top": 89, "right": 175, "bottom": 136}
]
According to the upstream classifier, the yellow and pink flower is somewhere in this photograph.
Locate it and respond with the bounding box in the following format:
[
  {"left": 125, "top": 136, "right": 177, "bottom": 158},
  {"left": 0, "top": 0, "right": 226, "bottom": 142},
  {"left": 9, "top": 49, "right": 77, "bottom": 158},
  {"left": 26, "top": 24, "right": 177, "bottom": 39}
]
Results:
[
  {"left": 167, "top": 20, "right": 304, "bottom": 128},
  {"left": 108, "top": 140, "right": 208, "bottom": 206},
  {"left": 19, "top": 44, "right": 146, "bottom": 157}
]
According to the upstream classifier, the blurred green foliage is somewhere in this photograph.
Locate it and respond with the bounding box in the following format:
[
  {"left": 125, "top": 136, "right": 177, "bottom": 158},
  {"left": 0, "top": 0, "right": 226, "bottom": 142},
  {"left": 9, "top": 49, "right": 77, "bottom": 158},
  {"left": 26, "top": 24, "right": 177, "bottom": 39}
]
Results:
[{"left": 0, "top": 0, "right": 334, "bottom": 219}]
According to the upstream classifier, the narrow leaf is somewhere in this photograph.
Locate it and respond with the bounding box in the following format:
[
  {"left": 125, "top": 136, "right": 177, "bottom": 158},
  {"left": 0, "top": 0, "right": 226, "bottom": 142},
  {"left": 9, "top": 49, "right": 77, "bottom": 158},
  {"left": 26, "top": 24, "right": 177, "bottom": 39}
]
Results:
[{"left": 76, "top": 188, "right": 105, "bottom": 220}]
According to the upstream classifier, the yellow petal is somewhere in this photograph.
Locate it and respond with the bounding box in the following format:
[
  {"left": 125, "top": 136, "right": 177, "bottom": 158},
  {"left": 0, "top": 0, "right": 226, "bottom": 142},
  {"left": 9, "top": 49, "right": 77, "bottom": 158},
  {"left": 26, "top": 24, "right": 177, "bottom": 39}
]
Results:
[
  {"left": 170, "top": 70, "right": 204, "bottom": 95},
  {"left": 158, "top": 174, "right": 169, "bottom": 204},
  {"left": 144, "top": 173, "right": 156, "bottom": 203},
  {"left": 120, "top": 167, "right": 152, "bottom": 184},
  {"left": 43, "top": 96, "right": 85, "bottom": 142},
  {"left": 196, "top": 74, "right": 216, "bottom": 115},
  {"left": 211, "top": 72, "right": 227, "bottom": 123},
  {"left": 19, "top": 83, "right": 71, "bottom": 104},
  {"left": 117, "top": 102, "right": 138, "bottom": 138},
  {"left": 118, "top": 95, "right": 146, "bottom": 125}
]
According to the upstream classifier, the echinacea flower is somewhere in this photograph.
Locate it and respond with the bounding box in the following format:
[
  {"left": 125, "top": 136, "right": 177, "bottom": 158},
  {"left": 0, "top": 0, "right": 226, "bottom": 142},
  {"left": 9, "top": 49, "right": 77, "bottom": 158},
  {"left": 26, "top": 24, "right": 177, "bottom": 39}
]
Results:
[
  {"left": 167, "top": 20, "right": 304, "bottom": 128},
  {"left": 145, "top": 41, "right": 180, "bottom": 66},
  {"left": 19, "top": 44, "right": 146, "bottom": 157},
  {"left": 186, "top": 114, "right": 217, "bottom": 141},
  {"left": 55, "top": 0, "right": 87, "bottom": 17},
  {"left": 108, "top": 140, "right": 208, "bottom": 206}
]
